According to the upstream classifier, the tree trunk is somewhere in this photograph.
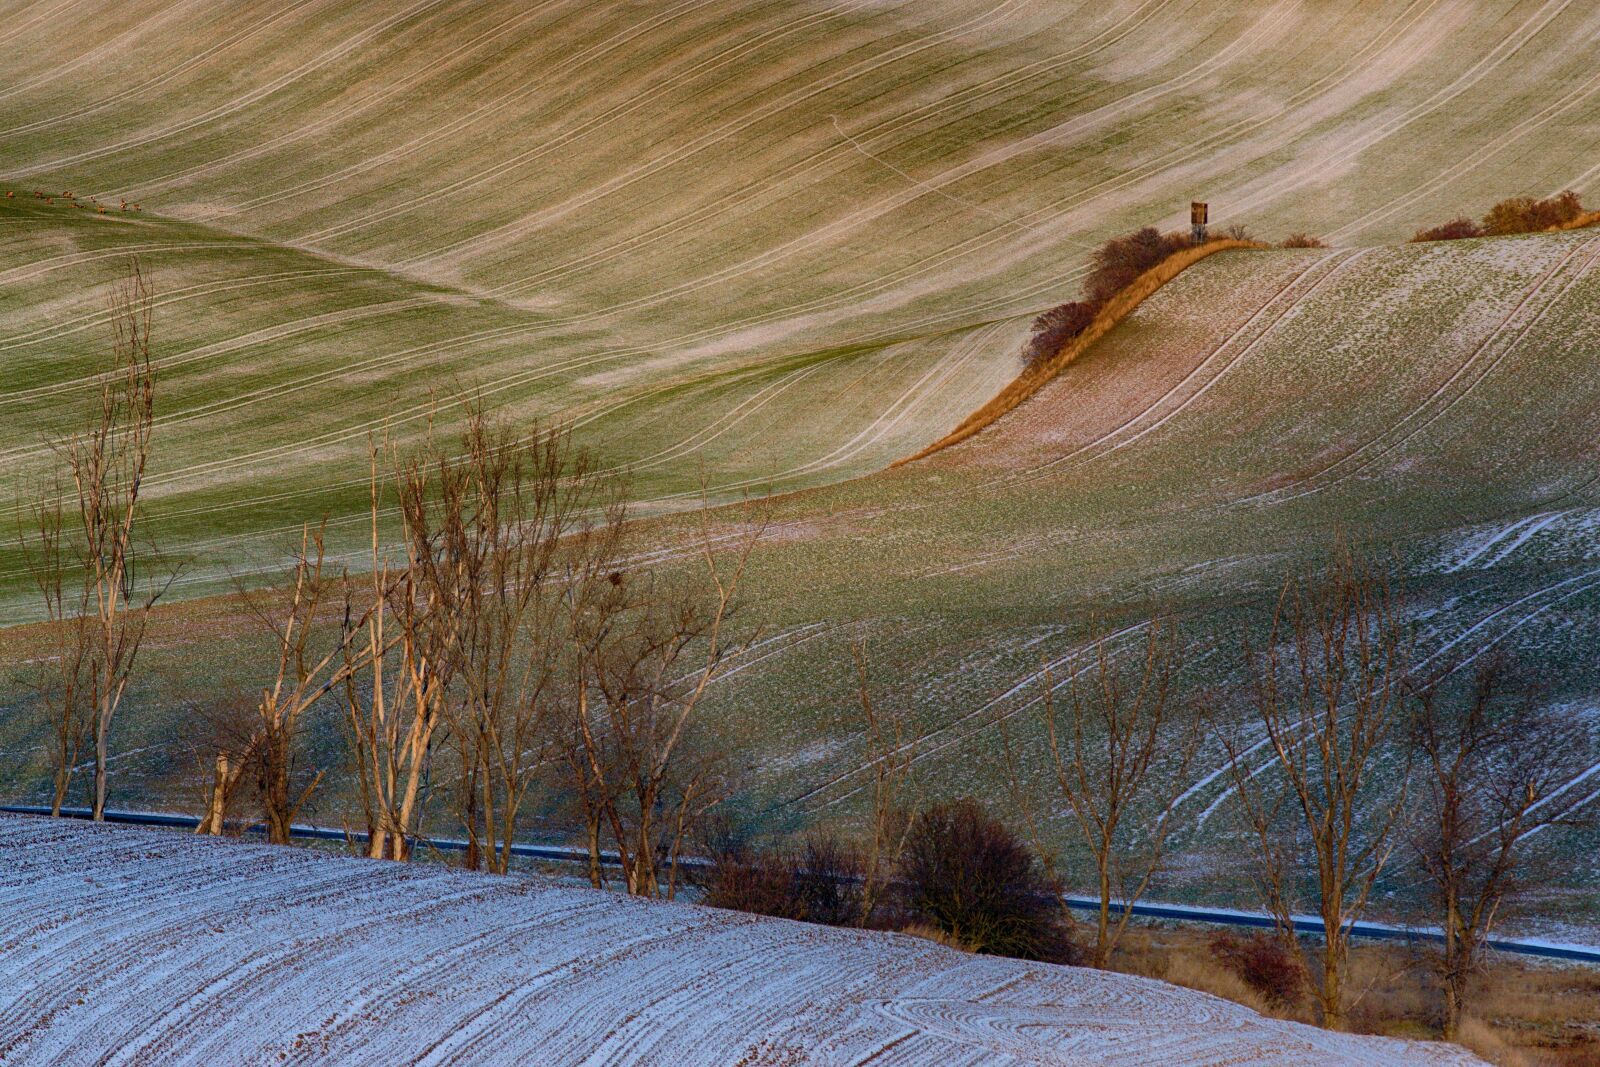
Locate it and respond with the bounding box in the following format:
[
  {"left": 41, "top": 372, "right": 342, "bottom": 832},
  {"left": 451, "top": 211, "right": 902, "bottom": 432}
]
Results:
[
  {"left": 1095, "top": 865, "right": 1113, "bottom": 968},
  {"left": 92, "top": 716, "right": 109, "bottom": 821}
]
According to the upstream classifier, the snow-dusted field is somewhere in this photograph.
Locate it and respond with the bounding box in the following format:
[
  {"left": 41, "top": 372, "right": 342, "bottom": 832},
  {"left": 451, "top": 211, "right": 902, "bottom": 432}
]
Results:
[{"left": 0, "top": 815, "right": 1482, "bottom": 1066}]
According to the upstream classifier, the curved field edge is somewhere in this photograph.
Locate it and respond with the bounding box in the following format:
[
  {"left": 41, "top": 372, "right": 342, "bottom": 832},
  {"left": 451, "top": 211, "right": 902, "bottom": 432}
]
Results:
[
  {"left": 893, "top": 238, "right": 1263, "bottom": 466},
  {"left": 0, "top": 815, "right": 1486, "bottom": 1067}
]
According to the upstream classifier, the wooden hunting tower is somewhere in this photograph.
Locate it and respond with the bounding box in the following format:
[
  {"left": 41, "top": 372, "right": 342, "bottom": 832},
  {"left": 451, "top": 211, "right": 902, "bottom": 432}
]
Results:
[{"left": 1191, "top": 201, "right": 1209, "bottom": 243}]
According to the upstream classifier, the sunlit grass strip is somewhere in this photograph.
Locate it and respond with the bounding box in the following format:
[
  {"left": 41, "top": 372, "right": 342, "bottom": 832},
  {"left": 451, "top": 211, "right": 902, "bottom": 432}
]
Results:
[{"left": 892, "top": 239, "right": 1264, "bottom": 467}]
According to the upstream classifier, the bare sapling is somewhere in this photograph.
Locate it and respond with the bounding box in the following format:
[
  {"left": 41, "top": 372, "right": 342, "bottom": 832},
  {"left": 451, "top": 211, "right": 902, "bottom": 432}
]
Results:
[
  {"left": 19, "top": 490, "right": 92, "bottom": 816},
  {"left": 1407, "top": 653, "right": 1590, "bottom": 1039},
  {"left": 566, "top": 506, "right": 763, "bottom": 898},
  {"left": 341, "top": 444, "right": 448, "bottom": 861},
  {"left": 248, "top": 522, "right": 379, "bottom": 844},
  {"left": 55, "top": 259, "right": 173, "bottom": 820},
  {"left": 1042, "top": 619, "right": 1204, "bottom": 968},
  {"left": 1223, "top": 544, "right": 1412, "bottom": 1030},
  {"left": 188, "top": 694, "right": 260, "bottom": 835},
  {"left": 851, "top": 637, "right": 919, "bottom": 927}
]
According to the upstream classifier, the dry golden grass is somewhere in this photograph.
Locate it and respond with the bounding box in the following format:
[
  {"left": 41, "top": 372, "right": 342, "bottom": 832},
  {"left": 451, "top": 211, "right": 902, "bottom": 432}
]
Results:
[
  {"left": 1550, "top": 210, "right": 1600, "bottom": 232},
  {"left": 1099, "top": 925, "right": 1600, "bottom": 1066},
  {"left": 897, "top": 921, "right": 976, "bottom": 953},
  {"left": 891, "top": 239, "right": 1265, "bottom": 467}
]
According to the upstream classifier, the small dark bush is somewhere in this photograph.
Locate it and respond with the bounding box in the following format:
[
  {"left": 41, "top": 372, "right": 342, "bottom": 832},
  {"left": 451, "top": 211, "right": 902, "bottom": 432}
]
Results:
[
  {"left": 1223, "top": 223, "right": 1255, "bottom": 242},
  {"left": 1021, "top": 300, "right": 1096, "bottom": 368},
  {"left": 1279, "top": 233, "right": 1327, "bottom": 248},
  {"left": 794, "top": 833, "right": 866, "bottom": 927},
  {"left": 900, "top": 798, "right": 1075, "bottom": 962},
  {"left": 699, "top": 842, "right": 809, "bottom": 920},
  {"left": 1411, "top": 218, "right": 1482, "bottom": 242},
  {"left": 1208, "top": 931, "right": 1305, "bottom": 1008},
  {"left": 698, "top": 830, "right": 866, "bottom": 926}
]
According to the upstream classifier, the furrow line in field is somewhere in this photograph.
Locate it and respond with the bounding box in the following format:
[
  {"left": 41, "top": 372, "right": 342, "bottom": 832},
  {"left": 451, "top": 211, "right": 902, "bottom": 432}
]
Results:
[
  {"left": 1242, "top": 232, "right": 1600, "bottom": 505},
  {"left": 0, "top": 240, "right": 246, "bottom": 286},
  {"left": 0, "top": 0, "right": 326, "bottom": 138},
  {"left": 5, "top": 0, "right": 453, "bottom": 179},
  {"left": 301, "top": 0, "right": 873, "bottom": 247},
  {"left": 93, "top": 0, "right": 568, "bottom": 201}
]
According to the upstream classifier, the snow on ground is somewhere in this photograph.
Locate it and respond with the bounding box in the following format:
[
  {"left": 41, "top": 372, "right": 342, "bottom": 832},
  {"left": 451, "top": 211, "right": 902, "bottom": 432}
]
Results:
[{"left": 0, "top": 815, "right": 1482, "bottom": 1066}]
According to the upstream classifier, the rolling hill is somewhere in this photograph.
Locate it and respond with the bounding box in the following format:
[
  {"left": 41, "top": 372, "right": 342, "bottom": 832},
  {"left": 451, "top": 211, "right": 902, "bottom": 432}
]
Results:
[{"left": 4, "top": 0, "right": 1600, "bottom": 604}]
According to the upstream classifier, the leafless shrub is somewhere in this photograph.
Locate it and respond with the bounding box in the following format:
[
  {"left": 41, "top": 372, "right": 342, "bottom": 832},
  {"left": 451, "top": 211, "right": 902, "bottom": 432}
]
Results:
[
  {"left": 900, "top": 798, "right": 1075, "bottom": 962},
  {"left": 1279, "top": 233, "right": 1327, "bottom": 248},
  {"left": 1481, "top": 190, "right": 1584, "bottom": 236},
  {"left": 1209, "top": 931, "right": 1306, "bottom": 1009}
]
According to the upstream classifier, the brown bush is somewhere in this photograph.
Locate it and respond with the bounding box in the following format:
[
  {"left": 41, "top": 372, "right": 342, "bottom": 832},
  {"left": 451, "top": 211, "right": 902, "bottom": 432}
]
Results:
[
  {"left": 699, "top": 842, "right": 809, "bottom": 920},
  {"left": 900, "top": 798, "right": 1076, "bottom": 963},
  {"left": 1482, "top": 190, "right": 1584, "bottom": 236},
  {"left": 1022, "top": 300, "right": 1096, "bottom": 367},
  {"left": 1411, "top": 218, "right": 1483, "bottom": 242},
  {"left": 1208, "top": 931, "right": 1306, "bottom": 1009},
  {"left": 1279, "top": 233, "right": 1327, "bottom": 248},
  {"left": 697, "top": 830, "right": 866, "bottom": 926},
  {"left": 1085, "top": 226, "right": 1195, "bottom": 305}
]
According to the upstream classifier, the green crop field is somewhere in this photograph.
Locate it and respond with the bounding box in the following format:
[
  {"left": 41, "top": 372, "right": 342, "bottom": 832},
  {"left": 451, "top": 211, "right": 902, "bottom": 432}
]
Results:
[{"left": 2, "top": 0, "right": 1599, "bottom": 940}]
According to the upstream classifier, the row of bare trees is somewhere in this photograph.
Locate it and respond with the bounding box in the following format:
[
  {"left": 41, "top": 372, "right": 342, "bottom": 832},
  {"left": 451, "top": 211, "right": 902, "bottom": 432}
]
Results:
[
  {"left": 190, "top": 410, "right": 762, "bottom": 899},
  {"left": 21, "top": 259, "right": 760, "bottom": 900},
  {"left": 993, "top": 545, "right": 1588, "bottom": 1036}
]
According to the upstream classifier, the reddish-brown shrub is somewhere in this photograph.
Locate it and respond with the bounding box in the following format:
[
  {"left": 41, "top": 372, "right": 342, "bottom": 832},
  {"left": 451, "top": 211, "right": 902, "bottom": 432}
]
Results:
[
  {"left": 1085, "top": 226, "right": 1195, "bottom": 305},
  {"left": 1279, "top": 233, "right": 1327, "bottom": 248},
  {"left": 1022, "top": 300, "right": 1096, "bottom": 367},
  {"left": 1208, "top": 931, "right": 1306, "bottom": 1008},
  {"left": 900, "top": 799, "right": 1077, "bottom": 963},
  {"left": 1482, "top": 190, "right": 1584, "bottom": 236},
  {"left": 1411, "top": 218, "right": 1483, "bottom": 243}
]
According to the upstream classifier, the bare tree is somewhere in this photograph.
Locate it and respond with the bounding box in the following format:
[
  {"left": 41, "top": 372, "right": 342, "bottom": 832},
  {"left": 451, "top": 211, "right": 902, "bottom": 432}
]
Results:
[
  {"left": 566, "top": 511, "right": 761, "bottom": 898},
  {"left": 187, "top": 693, "right": 260, "bottom": 836},
  {"left": 54, "top": 259, "right": 171, "bottom": 821},
  {"left": 1223, "top": 545, "right": 1412, "bottom": 1030},
  {"left": 1036, "top": 619, "right": 1203, "bottom": 968},
  {"left": 851, "top": 638, "right": 918, "bottom": 927},
  {"left": 1407, "top": 654, "right": 1589, "bottom": 1038},
  {"left": 341, "top": 446, "right": 448, "bottom": 861},
  {"left": 395, "top": 412, "right": 615, "bottom": 873},
  {"left": 19, "top": 491, "right": 93, "bottom": 816},
  {"left": 247, "top": 523, "right": 377, "bottom": 844}
]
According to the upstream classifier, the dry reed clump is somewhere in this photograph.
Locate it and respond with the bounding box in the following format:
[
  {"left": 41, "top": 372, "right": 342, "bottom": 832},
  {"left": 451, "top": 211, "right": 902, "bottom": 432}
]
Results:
[{"left": 893, "top": 237, "right": 1262, "bottom": 466}]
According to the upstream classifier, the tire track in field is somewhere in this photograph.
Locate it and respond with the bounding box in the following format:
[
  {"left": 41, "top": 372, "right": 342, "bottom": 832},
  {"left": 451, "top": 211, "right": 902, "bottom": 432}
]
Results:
[
  {"left": 1239, "top": 232, "right": 1600, "bottom": 506},
  {"left": 215, "top": 0, "right": 717, "bottom": 216},
  {"left": 499, "top": 0, "right": 1185, "bottom": 293},
  {"left": 92, "top": 0, "right": 566, "bottom": 202},
  {"left": 0, "top": 266, "right": 375, "bottom": 358},
  {"left": 0, "top": 240, "right": 244, "bottom": 286},
  {"left": 0, "top": 0, "right": 325, "bottom": 139},
  {"left": 300, "top": 0, "right": 877, "bottom": 247},
  {"left": 0, "top": 0, "right": 211, "bottom": 106},
  {"left": 787, "top": 623, "right": 1148, "bottom": 812},
  {"left": 466, "top": 0, "right": 1301, "bottom": 296},
  {"left": 4, "top": 0, "right": 453, "bottom": 179}
]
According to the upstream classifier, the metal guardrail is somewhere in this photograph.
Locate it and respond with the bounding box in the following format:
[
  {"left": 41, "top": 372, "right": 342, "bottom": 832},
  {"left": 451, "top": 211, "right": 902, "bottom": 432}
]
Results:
[{"left": 5, "top": 804, "right": 1596, "bottom": 964}]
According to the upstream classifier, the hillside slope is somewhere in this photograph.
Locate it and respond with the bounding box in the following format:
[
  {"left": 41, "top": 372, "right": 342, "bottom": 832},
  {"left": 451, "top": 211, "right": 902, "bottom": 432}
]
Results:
[
  {"left": 0, "top": 815, "right": 1484, "bottom": 1066},
  {"left": 6, "top": 231, "right": 1597, "bottom": 933},
  {"left": 3, "top": 0, "right": 1599, "bottom": 604}
]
